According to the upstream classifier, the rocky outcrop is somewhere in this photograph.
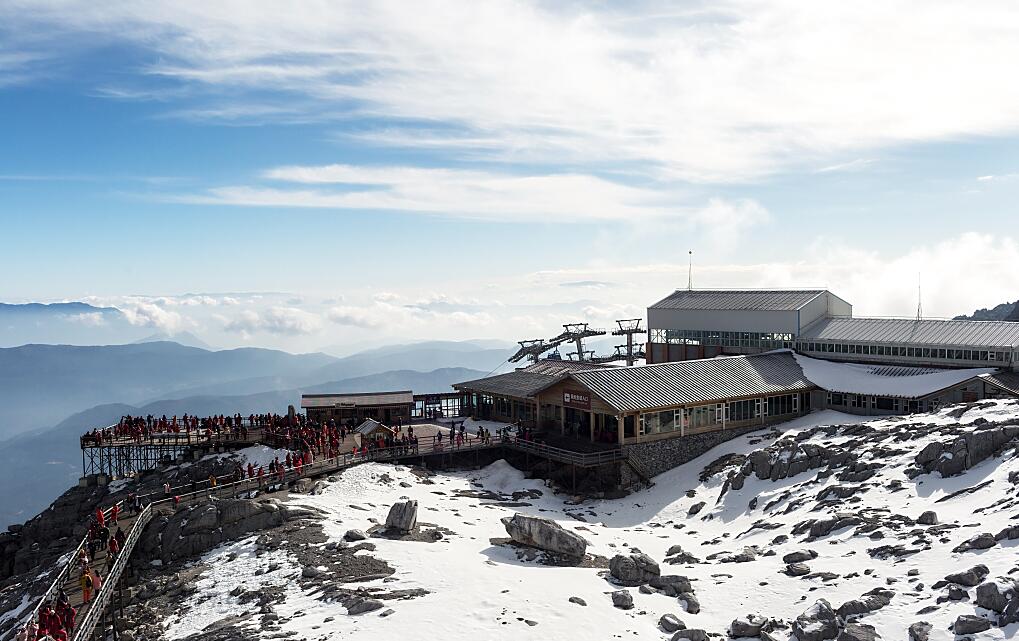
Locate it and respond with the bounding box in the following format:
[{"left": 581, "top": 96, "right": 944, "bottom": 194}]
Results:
[
  {"left": 913, "top": 424, "right": 1019, "bottom": 477},
  {"left": 139, "top": 497, "right": 307, "bottom": 563},
  {"left": 943, "top": 564, "right": 989, "bottom": 587},
  {"left": 385, "top": 499, "right": 418, "bottom": 533},
  {"left": 611, "top": 589, "right": 633, "bottom": 609},
  {"left": 609, "top": 552, "right": 660, "bottom": 585},
  {"left": 730, "top": 614, "right": 766, "bottom": 637},
  {"left": 836, "top": 589, "right": 893, "bottom": 618},
  {"left": 501, "top": 513, "right": 587, "bottom": 559},
  {"left": 793, "top": 599, "right": 840, "bottom": 641},
  {"left": 953, "top": 614, "right": 992, "bottom": 635}
]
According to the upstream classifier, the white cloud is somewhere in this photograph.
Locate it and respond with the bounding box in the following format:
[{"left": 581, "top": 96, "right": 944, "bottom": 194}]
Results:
[
  {"left": 223, "top": 306, "right": 323, "bottom": 335},
  {"left": 66, "top": 311, "right": 107, "bottom": 327},
  {"left": 326, "top": 306, "right": 382, "bottom": 329},
  {"left": 6, "top": 2, "right": 1019, "bottom": 181},
  {"left": 119, "top": 302, "right": 185, "bottom": 333},
  {"left": 177, "top": 163, "right": 770, "bottom": 225}
]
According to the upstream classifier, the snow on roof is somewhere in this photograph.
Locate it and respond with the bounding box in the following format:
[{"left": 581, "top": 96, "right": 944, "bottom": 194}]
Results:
[{"left": 792, "top": 352, "right": 995, "bottom": 398}]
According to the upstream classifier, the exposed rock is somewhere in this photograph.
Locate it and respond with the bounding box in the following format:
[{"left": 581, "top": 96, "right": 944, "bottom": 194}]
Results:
[
  {"left": 730, "top": 614, "right": 766, "bottom": 637},
  {"left": 609, "top": 552, "right": 661, "bottom": 585},
  {"left": 501, "top": 513, "right": 587, "bottom": 559},
  {"left": 679, "top": 592, "right": 701, "bottom": 614},
  {"left": 917, "top": 511, "right": 938, "bottom": 525},
  {"left": 344, "top": 529, "right": 368, "bottom": 542},
  {"left": 688, "top": 502, "right": 706, "bottom": 516},
  {"left": 650, "top": 574, "right": 693, "bottom": 596},
  {"left": 611, "top": 589, "right": 634, "bottom": 609},
  {"left": 672, "top": 630, "right": 708, "bottom": 641},
  {"left": 953, "top": 614, "right": 992, "bottom": 635},
  {"left": 660, "top": 613, "right": 686, "bottom": 633},
  {"left": 793, "top": 599, "right": 840, "bottom": 641},
  {"left": 836, "top": 589, "right": 893, "bottom": 618},
  {"left": 783, "top": 550, "right": 818, "bottom": 564},
  {"left": 975, "top": 582, "right": 1009, "bottom": 613},
  {"left": 568, "top": 596, "right": 587, "bottom": 606},
  {"left": 385, "top": 499, "right": 418, "bottom": 533},
  {"left": 907, "top": 622, "right": 931, "bottom": 641},
  {"left": 347, "top": 598, "right": 385, "bottom": 615},
  {"left": 953, "top": 532, "right": 997, "bottom": 553},
  {"left": 786, "top": 563, "right": 811, "bottom": 577},
  {"left": 837, "top": 623, "right": 878, "bottom": 641},
  {"left": 944, "top": 564, "right": 989, "bottom": 587}
]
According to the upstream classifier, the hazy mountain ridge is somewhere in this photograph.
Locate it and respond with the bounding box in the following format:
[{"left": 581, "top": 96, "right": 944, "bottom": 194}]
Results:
[{"left": 953, "top": 299, "right": 1019, "bottom": 321}]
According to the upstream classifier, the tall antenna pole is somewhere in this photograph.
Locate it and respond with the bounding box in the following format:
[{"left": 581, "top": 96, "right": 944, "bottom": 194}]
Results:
[
  {"left": 916, "top": 273, "right": 922, "bottom": 321},
  {"left": 687, "top": 250, "right": 693, "bottom": 291}
]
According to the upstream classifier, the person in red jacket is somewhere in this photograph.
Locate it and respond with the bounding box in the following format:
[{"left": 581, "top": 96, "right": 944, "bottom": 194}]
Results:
[
  {"left": 95, "top": 507, "right": 105, "bottom": 528},
  {"left": 110, "top": 503, "right": 119, "bottom": 525}
]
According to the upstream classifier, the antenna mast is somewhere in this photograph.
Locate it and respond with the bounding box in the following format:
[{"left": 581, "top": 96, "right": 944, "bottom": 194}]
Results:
[
  {"left": 916, "top": 273, "right": 922, "bottom": 321},
  {"left": 687, "top": 250, "right": 693, "bottom": 291}
]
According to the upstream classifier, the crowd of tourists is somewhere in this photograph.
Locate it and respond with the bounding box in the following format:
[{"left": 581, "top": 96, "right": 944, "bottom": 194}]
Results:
[{"left": 80, "top": 412, "right": 301, "bottom": 446}]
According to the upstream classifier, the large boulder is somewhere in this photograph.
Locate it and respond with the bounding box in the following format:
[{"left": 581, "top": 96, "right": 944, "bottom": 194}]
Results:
[
  {"left": 953, "top": 615, "right": 991, "bottom": 635},
  {"left": 609, "top": 552, "right": 661, "bottom": 585},
  {"left": 837, "top": 623, "right": 878, "bottom": 641},
  {"left": 660, "top": 614, "right": 685, "bottom": 633},
  {"left": 944, "top": 564, "right": 989, "bottom": 587},
  {"left": 731, "top": 614, "right": 766, "bottom": 637},
  {"left": 907, "top": 622, "right": 931, "bottom": 641},
  {"left": 385, "top": 499, "right": 418, "bottom": 533},
  {"left": 917, "top": 511, "right": 938, "bottom": 525},
  {"left": 793, "top": 599, "right": 840, "bottom": 641},
  {"left": 501, "top": 513, "right": 587, "bottom": 559},
  {"left": 975, "top": 582, "right": 1009, "bottom": 613}
]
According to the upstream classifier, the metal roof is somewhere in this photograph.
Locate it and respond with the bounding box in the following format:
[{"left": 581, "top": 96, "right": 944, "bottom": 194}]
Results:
[
  {"left": 453, "top": 370, "right": 566, "bottom": 399},
  {"left": 570, "top": 352, "right": 814, "bottom": 413},
  {"left": 301, "top": 390, "right": 414, "bottom": 408},
  {"left": 798, "top": 317, "right": 1019, "bottom": 348},
  {"left": 980, "top": 371, "right": 1019, "bottom": 395},
  {"left": 355, "top": 418, "right": 395, "bottom": 435},
  {"left": 522, "top": 359, "right": 606, "bottom": 376},
  {"left": 649, "top": 289, "right": 826, "bottom": 311}
]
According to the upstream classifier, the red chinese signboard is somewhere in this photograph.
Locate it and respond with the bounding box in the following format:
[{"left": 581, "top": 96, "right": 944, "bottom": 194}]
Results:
[{"left": 563, "top": 389, "right": 591, "bottom": 410}]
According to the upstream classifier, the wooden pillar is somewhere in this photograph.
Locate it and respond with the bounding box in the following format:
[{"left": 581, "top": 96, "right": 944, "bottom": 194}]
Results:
[
  {"left": 616, "top": 414, "right": 624, "bottom": 444},
  {"left": 534, "top": 394, "right": 540, "bottom": 429},
  {"left": 589, "top": 410, "right": 595, "bottom": 442},
  {"left": 559, "top": 404, "right": 566, "bottom": 435}
]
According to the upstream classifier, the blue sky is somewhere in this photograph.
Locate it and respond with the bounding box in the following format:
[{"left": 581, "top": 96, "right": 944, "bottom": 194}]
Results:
[{"left": 2, "top": 1, "right": 1019, "bottom": 353}]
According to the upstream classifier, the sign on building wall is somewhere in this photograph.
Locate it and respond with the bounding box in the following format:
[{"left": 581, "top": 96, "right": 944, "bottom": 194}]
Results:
[{"left": 563, "top": 389, "right": 592, "bottom": 410}]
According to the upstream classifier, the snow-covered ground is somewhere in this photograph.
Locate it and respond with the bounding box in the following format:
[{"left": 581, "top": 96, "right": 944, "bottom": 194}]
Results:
[{"left": 162, "top": 401, "right": 1019, "bottom": 639}]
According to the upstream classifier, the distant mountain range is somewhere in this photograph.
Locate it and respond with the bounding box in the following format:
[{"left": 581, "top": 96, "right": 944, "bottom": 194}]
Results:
[{"left": 953, "top": 299, "right": 1019, "bottom": 322}]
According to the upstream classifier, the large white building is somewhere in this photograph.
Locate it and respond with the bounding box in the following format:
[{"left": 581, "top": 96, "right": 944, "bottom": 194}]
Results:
[{"left": 647, "top": 289, "right": 1019, "bottom": 371}]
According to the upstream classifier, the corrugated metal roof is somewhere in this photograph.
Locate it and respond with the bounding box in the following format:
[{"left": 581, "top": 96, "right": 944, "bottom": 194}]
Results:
[
  {"left": 453, "top": 370, "right": 565, "bottom": 399},
  {"left": 522, "top": 359, "right": 606, "bottom": 376},
  {"left": 301, "top": 391, "right": 414, "bottom": 408},
  {"left": 570, "top": 352, "right": 814, "bottom": 413},
  {"left": 980, "top": 371, "right": 1019, "bottom": 395},
  {"left": 649, "top": 289, "right": 825, "bottom": 311},
  {"left": 799, "top": 317, "right": 1019, "bottom": 348},
  {"left": 355, "top": 418, "right": 394, "bottom": 435}
]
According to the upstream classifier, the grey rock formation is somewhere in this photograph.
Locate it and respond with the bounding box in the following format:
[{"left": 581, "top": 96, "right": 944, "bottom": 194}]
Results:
[
  {"left": 917, "top": 511, "right": 938, "bottom": 525},
  {"left": 347, "top": 598, "right": 385, "bottom": 615},
  {"left": 611, "top": 589, "right": 633, "bottom": 609},
  {"left": 944, "top": 564, "right": 989, "bottom": 587},
  {"left": 650, "top": 574, "right": 693, "bottom": 596},
  {"left": 975, "top": 582, "right": 1009, "bottom": 613},
  {"left": 568, "top": 596, "right": 587, "bottom": 606},
  {"left": 783, "top": 550, "right": 817, "bottom": 564},
  {"left": 672, "top": 629, "right": 707, "bottom": 641},
  {"left": 953, "top": 614, "right": 991, "bottom": 634},
  {"left": 837, "top": 623, "right": 878, "bottom": 641},
  {"left": 344, "top": 529, "right": 368, "bottom": 542},
  {"left": 385, "top": 499, "right": 418, "bottom": 533},
  {"left": 139, "top": 498, "right": 292, "bottom": 563},
  {"left": 836, "top": 589, "right": 893, "bottom": 618},
  {"left": 660, "top": 613, "right": 686, "bottom": 633},
  {"left": 679, "top": 592, "right": 701, "bottom": 614},
  {"left": 609, "top": 552, "right": 661, "bottom": 585},
  {"left": 793, "top": 599, "right": 840, "bottom": 641},
  {"left": 907, "top": 622, "right": 931, "bottom": 641},
  {"left": 501, "top": 513, "right": 587, "bottom": 559},
  {"left": 730, "top": 614, "right": 766, "bottom": 637},
  {"left": 786, "top": 563, "right": 811, "bottom": 577}
]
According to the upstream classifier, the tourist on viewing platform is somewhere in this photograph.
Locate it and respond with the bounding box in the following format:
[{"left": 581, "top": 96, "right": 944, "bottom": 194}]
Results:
[
  {"left": 115, "top": 526, "right": 126, "bottom": 549},
  {"left": 110, "top": 503, "right": 119, "bottom": 525},
  {"left": 107, "top": 534, "right": 119, "bottom": 571},
  {"left": 95, "top": 506, "right": 105, "bottom": 529},
  {"left": 208, "top": 473, "right": 217, "bottom": 488}
]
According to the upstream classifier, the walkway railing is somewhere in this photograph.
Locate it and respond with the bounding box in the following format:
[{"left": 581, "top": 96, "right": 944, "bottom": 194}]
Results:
[{"left": 70, "top": 504, "right": 153, "bottom": 641}]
